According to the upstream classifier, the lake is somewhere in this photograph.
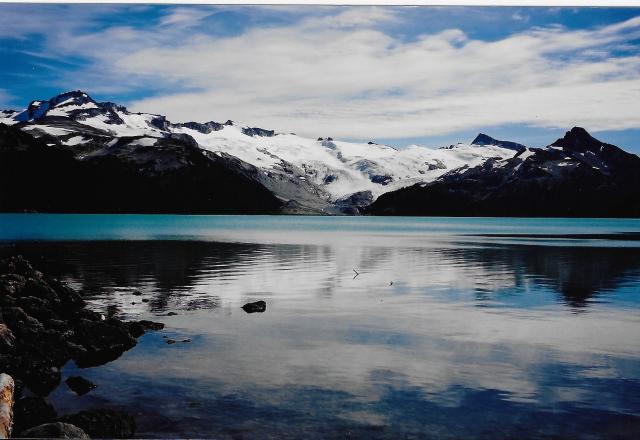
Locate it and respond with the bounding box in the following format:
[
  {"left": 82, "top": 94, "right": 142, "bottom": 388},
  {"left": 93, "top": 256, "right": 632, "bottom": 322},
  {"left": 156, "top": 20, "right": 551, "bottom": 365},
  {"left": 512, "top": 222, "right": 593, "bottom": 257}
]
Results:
[{"left": 1, "top": 214, "right": 640, "bottom": 439}]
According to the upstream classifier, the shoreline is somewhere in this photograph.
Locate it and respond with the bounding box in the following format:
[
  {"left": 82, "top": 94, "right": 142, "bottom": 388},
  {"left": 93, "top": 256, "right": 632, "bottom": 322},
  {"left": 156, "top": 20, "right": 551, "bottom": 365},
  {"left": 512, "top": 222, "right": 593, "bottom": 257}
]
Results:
[{"left": 0, "top": 256, "right": 164, "bottom": 438}]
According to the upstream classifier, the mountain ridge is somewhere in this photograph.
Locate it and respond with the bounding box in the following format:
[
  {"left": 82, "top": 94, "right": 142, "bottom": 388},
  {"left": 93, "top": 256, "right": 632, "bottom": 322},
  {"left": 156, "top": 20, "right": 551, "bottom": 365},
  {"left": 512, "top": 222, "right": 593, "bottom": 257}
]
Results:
[
  {"left": 2, "top": 90, "right": 638, "bottom": 216},
  {"left": 366, "top": 127, "right": 640, "bottom": 217},
  {"left": 1, "top": 90, "right": 523, "bottom": 214}
]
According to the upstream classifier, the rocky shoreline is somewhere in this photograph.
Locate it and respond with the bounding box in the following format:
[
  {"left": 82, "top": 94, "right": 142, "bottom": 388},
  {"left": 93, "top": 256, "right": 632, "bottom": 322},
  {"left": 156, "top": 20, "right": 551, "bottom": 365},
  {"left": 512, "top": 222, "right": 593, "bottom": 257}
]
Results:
[{"left": 0, "top": 255, "right": 164, "bottom": 438}]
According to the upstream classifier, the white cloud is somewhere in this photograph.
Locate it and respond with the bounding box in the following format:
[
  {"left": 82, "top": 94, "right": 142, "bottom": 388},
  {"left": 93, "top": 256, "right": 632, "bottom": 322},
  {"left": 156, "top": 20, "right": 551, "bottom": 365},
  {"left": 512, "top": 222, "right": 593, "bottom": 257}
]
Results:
[
  {"left": 6, "top": 6, "right": 640, "bottom": 140},
  {"left": 116, "top": 12, "right": 640, "bottom": 139},
  {"left": 158, "top": 7, "right": 217, "bottom": 28}
]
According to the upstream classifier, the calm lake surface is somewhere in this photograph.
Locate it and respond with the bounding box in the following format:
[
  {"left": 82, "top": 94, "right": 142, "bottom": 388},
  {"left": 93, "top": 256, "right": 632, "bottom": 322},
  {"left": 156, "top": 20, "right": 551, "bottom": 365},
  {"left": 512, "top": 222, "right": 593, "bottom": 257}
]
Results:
[{"left": 2, "top": 214, "right": 640, "bottom": 439}]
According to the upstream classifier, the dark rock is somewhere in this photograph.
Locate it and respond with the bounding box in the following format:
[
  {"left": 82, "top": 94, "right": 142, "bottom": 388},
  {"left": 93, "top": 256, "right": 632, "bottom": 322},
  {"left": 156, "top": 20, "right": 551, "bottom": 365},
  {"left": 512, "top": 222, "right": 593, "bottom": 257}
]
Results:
[
  {"left": 172, "top": 121, "right": 223, "bottom": 134},
  {"left": 20, "top": 278, "right": 61, "bottom": 306},
  {"left": 131, "top": 290, "right": 143, "bottom": 296},
  {"left": 0, "top": 255, "right": 37, "bottom": 278},
  {"left": 125, "top": 320, "right": 164, "bottom": 338},
  {"left": 139, "top": 320, "right": 164, "bottom": 331},
  {"left": 125, "top": 322, "right": 145, "bottom": 338},
  {"left": 2, "top": 306, "right": 43, "bottom": 331},
  {"left": 20, "top": 422, "right": 90, "bottom": 439},
  {"left": 242, "top": 300, "right": 266, "bottom": 313},
  {"left": 46, "top": 278, "right": 85, "bottom": 309},
  {"left": 71, "top": 308, "right": 103, "bottom": 322},
  {"left": 13, "top": 396, "right": 58, "bottom": 434},
  {"left": 0, "top": 324, "right": 15, "bottom": 352},
  {"left": 71, "top": 318, "right": 137, "bottom": 368},
  {"left": 242, "top": 127, "right": 275, "bottom": 137},
  {"left": 45, "top": 319, "right": 69, "bottom": 332},
  {"left": 166, "top": 338, "right": 189, "bottom": 345},
  {"left": 0, "top": 273, "right": 27, "bottom": 297},
  {"left": 0, "top": 256, "right": 162, "bottom": 397},
  {"left": 65, "top": 376, "right": 96, "bottom": 396},
  {"left": 59, "top": 409, "right": 136, "bottom": 438},
  {"left": 163, "top": 312, "right": 178, "bottom": 316},
  {"left": 21, "top": 362, "right": 61, "bottom": 396},
  {"left": 17, "top": 296, "right": 57, "bottom": 322},
  {"left": 141, "top": 298, "right": 149, "bottom": 303},
  {"left": 370, "top": 174, "right": 393, "bottom": 185}
]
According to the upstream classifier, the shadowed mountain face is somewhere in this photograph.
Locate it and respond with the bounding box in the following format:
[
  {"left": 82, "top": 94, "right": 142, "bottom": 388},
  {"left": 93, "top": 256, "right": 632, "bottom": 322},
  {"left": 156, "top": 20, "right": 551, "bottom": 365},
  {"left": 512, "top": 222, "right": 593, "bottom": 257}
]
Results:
[
  {"left": 367, "top": 128, "right": 640, "bottom": 217},
  {"left": 0, "top": 123, "right": 281, "bottom": 214},
  {"left": 471, "top": 133, "right": 527, "bottom": 153}
]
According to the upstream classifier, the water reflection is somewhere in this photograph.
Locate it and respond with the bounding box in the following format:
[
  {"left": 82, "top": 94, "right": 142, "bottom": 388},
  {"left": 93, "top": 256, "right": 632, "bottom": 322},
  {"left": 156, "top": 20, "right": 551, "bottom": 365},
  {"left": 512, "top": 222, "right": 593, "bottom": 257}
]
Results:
[
  {"left": 2, "top": 237, "right": 640, "bottom": 438},
  {"left": 3, "top": 239, "right": 639, "bottom": 312},
  {"left": 443, "top": 243, "right": 640, "bottom": 308}
]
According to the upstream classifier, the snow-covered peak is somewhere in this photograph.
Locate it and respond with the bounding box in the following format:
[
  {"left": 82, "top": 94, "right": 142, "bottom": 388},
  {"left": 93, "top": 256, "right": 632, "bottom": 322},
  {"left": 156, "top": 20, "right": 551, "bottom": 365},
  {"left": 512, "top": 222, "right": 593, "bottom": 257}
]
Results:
[{"left": 13, "top": 90, "right": 98, "bottom": 122}]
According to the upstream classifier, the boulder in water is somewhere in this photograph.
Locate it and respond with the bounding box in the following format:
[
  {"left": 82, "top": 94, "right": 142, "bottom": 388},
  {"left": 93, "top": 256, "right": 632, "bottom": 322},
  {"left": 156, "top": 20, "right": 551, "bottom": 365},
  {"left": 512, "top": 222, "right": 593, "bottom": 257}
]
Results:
[{"left": 242, "top": 300, "right": 266, "bottom": 313}]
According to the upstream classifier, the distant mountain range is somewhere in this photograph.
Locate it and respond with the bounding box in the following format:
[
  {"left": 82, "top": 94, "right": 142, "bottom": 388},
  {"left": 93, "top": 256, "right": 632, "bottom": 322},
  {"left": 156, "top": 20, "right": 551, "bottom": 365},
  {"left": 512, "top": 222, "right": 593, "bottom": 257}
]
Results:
[{"left": 1, "top": 91, "right": 638, "bottom": 216}]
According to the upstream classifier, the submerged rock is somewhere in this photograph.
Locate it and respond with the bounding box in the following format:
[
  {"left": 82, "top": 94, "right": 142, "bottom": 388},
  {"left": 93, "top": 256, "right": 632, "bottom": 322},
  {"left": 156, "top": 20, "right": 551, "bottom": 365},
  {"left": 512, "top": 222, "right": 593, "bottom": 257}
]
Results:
[
  {"left": 242, "top": 300, "right": 266, "bottom": 313},
  {"left": 166, "top": 338, "right": 190, "bottom": 345},
  {"left": 65, "top": 376, "right": 96, "bottom": 396},
  {"left": 20, "top": 422, "right": 89, "bottom": 439},
  {"left": 59, "top": 409, "right": 135, "bottom": 438}
]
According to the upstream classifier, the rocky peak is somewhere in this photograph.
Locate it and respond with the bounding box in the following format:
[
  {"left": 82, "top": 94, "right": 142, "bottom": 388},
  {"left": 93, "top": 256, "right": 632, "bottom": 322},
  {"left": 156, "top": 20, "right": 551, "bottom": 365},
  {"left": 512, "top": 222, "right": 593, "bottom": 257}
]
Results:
[
  {"left": 98, "top": 102, "right": 128, "bottom": 113},
  {"left": 50, "top": 90, "right": 95, "bottom": 107},
  {"left": 173, "top": 121, "right": 224, "bottom": 134},
  {"left": 14, "top": 90, "right": 96, "bottom": 122},
  {"left": 242, "top": 127, "right": 275, "bottom": 137},
  {"left": 550, "top": 127, "right": 602, "bottom": 153},
  {"left": 471, "top": 133, "right": 526, "bottom": 153}
]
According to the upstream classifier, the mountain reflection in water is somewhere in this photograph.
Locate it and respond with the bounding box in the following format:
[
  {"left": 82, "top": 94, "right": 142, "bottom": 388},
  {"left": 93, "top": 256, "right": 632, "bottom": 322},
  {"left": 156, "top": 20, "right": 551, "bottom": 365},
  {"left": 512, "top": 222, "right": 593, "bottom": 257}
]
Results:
[{"left": 1, "top": 221, "right": 640, "bottom": 439}]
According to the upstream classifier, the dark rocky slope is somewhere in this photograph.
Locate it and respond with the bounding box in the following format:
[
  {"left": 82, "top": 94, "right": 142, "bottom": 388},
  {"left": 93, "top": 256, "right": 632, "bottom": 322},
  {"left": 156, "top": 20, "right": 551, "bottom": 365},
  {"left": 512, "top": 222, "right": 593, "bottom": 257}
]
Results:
[
  {"left": 0, "top": 123, "right": 282, "bottom": 214},
  {"left": 366, "top": 128, "right": 640, "bottom": 217}
]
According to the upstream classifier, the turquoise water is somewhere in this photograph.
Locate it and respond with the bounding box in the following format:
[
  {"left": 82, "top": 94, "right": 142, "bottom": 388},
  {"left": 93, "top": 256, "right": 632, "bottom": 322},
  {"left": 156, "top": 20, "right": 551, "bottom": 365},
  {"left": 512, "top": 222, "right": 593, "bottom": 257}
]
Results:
[
  {"left": 2, "top": 214, "right": 640, "bottom": 245},
  {"left": 2, "top": 215, "right": 640, "bottom": 438}
]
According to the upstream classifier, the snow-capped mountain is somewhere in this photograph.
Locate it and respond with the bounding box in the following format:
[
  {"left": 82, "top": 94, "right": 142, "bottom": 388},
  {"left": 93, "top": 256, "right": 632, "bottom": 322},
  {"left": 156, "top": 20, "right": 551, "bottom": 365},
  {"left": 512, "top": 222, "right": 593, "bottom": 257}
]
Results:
[
  {"left": 367, "top": 127, "right": 640, "bottom": 217},
  {"left": 0, "top": 91, "right": 520, "bottom": 213}
]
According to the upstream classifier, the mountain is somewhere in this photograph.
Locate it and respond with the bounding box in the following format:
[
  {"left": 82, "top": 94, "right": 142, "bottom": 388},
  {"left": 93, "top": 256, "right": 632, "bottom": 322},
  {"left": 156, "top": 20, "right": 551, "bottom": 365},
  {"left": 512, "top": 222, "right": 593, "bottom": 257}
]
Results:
[
  {"left": 366, "top": 127, "right": 640, "bottom": 217},
  {"left": 0, "top": 91, "right": 521, "bottom": 214},
  {"left": 471, "top": 133, "right": 527, "bottom": 153},
  {"left": 0, "top": 123, "right": 282, "bottom": 214}
]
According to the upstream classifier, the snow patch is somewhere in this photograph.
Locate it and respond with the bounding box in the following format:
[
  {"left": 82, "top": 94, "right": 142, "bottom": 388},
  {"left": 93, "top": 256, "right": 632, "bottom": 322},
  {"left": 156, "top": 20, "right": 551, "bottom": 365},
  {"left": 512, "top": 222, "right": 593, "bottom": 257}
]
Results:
[{"left": 64, "top": 136, "right": 87, "bottom": 146}]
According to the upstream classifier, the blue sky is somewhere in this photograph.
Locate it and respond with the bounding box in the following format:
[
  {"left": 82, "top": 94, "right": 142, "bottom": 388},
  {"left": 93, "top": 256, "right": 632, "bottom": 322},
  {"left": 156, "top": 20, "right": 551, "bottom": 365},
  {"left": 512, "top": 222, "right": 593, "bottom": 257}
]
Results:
[{"left": 1, "top": 5, "right": 639, "bottom": 151}]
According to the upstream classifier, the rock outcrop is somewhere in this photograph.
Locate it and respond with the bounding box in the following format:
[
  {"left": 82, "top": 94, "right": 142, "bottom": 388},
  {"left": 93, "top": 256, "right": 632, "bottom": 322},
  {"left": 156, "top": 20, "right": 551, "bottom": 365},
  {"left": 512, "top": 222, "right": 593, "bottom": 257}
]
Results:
[
  {"left": 0, "top": 255, "right": 164, "bottom": 437},
  {"left": 20, "top": 422, "right": 89, "bottom": 439}
]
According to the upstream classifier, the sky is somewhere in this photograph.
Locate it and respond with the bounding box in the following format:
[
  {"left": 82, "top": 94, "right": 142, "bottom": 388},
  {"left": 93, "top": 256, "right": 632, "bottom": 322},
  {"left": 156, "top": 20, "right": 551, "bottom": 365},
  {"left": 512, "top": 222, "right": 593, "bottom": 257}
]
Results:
[{"left": 0, "top": 4, "right": 639, "bottom": 151}]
